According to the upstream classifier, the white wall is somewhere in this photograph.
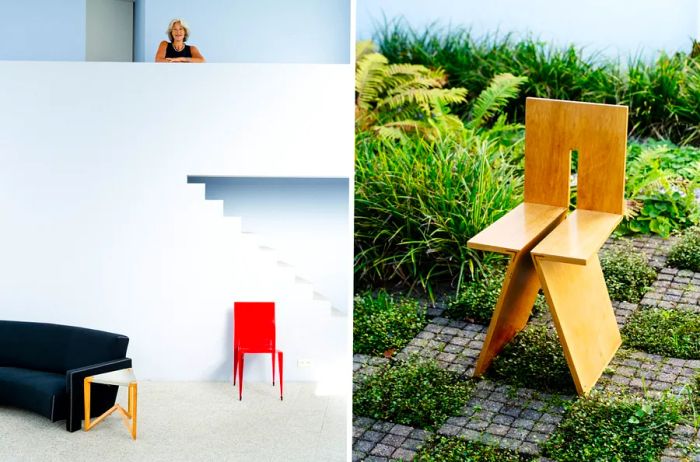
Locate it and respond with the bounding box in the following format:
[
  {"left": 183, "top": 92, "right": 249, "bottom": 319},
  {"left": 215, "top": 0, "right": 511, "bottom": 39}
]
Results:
[
  {"left": 1, "top": 0, "right": 86, "bottom": 61},
  {"left": 0, "top": 62, "right": 353, "bottom": 382},
  {"left": 139, "top": 0, "right": 351, "bottom": 63},
  {"left": 357, "top": 0, "right": 700, "bottom": 60}
]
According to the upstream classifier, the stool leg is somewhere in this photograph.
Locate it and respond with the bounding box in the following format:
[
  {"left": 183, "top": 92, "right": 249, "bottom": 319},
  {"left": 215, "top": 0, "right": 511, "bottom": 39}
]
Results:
[
  {"left": 130, "top": 383, "right": 137, "bottom": 440},
  {"left": 83, "top": 378, "right": 92, "bottom": 431}
]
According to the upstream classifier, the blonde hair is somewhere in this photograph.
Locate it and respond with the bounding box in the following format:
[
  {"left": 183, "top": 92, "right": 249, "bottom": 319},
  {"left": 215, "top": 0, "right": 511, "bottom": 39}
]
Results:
[{"left": 166, "top": 18, "right": 190, "bottom": 42}]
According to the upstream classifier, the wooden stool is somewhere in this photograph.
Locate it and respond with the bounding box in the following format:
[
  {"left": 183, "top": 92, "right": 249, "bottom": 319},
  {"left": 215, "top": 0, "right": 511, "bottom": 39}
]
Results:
[{"left": 84, "top": 368, "right": 137, "bottom": 439}]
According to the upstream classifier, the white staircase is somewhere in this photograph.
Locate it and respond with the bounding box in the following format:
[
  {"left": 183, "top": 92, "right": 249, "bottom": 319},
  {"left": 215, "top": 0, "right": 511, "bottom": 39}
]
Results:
[{"left": 186, "top": 183, "right": 347, "bottom": 384}]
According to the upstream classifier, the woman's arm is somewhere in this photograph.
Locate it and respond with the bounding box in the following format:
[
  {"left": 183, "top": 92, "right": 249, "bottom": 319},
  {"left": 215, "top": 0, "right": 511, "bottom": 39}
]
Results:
[
  {"left": 188, "top": 45, "right": 206, "bottom": 63},
  {"left": 155, "top": 41, "right": 168, "bottom": 62}
]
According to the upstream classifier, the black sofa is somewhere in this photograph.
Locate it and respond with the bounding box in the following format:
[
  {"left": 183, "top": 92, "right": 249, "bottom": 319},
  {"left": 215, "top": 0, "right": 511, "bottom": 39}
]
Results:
[{"left": 0, "top": 320, "right": 131, "bottom": 432}]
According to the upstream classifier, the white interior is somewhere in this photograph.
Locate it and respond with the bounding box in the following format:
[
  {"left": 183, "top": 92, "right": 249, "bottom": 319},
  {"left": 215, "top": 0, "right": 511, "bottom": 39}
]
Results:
[{"left": 0, "top": 62, "right": 353, "bottom": 384}]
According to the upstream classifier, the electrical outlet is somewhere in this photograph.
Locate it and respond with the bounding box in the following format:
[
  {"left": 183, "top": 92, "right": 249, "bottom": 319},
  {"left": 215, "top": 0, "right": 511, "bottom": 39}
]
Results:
[{"left": 297, "top": 359, "right": 313, "bottom": 368}]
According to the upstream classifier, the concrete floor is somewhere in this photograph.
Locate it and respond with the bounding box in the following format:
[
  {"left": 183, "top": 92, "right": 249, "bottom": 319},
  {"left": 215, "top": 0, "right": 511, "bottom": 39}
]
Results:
[{"left": 0, "top": 382, "right": 347, "bottom": 462}]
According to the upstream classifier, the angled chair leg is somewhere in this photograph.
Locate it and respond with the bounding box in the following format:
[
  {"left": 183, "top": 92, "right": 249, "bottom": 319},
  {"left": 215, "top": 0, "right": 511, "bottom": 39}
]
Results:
[
  {"left": 533, "top": 254, "right": 621, "bottom": 395},
  {"left": 238, "top": 352, "right": 245, "bottom": 401},
  {"left": 278, "top": 351, "right": 283, "bottom": 400},
  {"left": 233, "top": 346, "right": 238, "bottom": 386},
  {"left": 474, "top": 250, "right": 542, "bottom": 376}
]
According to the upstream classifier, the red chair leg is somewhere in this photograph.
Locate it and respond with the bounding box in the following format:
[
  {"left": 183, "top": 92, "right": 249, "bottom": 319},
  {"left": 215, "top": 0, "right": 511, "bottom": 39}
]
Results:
[
  {"left": 238, "top": 352, "right": 245, "bottom": 400},
  {"left": 272, "top": 351, "right": 276, "bottom": 386},
  {"left": 233, "top": 345, "right": 238, "bottom": 386},
  {"left": 278, "top": 351, "right": 283, "bottom": 400}
]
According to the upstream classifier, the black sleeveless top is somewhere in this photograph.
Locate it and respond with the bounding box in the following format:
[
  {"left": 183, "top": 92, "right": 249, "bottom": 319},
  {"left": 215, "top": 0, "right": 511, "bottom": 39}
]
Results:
[{"left": 165, "top": 42, "right": 192, "bottom": 58}]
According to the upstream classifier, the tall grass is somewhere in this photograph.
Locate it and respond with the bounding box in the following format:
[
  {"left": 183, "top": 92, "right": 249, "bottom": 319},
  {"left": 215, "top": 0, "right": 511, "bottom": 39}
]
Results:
[
  {"left": 354, "top": 131, "right": 523, "bottom": 294},
  {"left": 375, "top": 21, "right": 700, "bottom": 145}
]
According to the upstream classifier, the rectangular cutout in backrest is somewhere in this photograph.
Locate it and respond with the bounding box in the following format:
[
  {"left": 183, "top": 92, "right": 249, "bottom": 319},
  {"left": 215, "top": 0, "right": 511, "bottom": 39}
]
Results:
[
  {"left": 524, "top": 98, "right": 572, "bottom": 208},
  {"left": 524, "top": 98, "right": 628, "bottom": 215}
]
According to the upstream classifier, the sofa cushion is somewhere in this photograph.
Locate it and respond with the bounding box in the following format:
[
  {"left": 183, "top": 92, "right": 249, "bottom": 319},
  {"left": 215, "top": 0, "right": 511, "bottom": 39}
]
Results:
[
  {"left": 0, "top": 367, "right": 66, "bottom": 420},
  {"left": 0, "top": 321, "right": 128, "bottom": 373}
]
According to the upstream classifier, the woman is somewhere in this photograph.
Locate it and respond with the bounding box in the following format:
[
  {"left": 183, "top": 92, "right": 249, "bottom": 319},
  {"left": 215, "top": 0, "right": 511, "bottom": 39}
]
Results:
[{"left": 155, "top": 19, "right": 205, "bottom": 63}]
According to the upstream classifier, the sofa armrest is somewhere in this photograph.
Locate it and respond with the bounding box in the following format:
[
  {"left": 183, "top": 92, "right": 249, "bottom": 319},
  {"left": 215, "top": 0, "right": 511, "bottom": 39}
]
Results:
[{"left": 65, "top": 357, "right": 132, "bottom": 432}]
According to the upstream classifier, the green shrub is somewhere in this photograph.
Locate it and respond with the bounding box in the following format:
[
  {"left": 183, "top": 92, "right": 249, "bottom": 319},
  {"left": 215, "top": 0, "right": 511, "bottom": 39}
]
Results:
[
  {"left": 353, "top": 291, "right": 427, "bottom": 356},
  {"left": 489, "top": 325, "right": 575, "bottom": 393},
  {"left": 375, "top": 21, "right": 700, "bottom": 146},
  {"left": 620, "top": 141, "right": 700, "bottom": 237},
  {"left": 354, "top": 132, "right": 523, "bottom": 293},
  {"left": 542, "top": 392, "right": 683, "bottom": 462},
  {"left": 415, "top": 436, "right": 531, "bottom": 462},
  {"left": 668, "top": 226, "right": 700, "bottom": 272},
  {"left": 353, "top": 356, "right": 474, "bottom": 430},
  {"left": 600, "top": 242, "right": 657, "bottom": 302},
  {"left": 446, "top": 266, "right": 547, "bottom": 324},
  {"left": 622, "top": 307, "right": 700, "bottom": 359}
]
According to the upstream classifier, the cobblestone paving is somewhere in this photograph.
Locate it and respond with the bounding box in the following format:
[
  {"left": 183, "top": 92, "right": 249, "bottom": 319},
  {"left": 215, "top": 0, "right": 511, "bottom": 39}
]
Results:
[
  {"left": 395, "top": 317, "right": 487, "bottom": 375},
  {"left": 352, "top": 416, "right": 431, "bottom": 462},
  {"left": 603, "top": 234, "right": 675, "bottom": 269},
  {"left": 641, "top": 268, "right": 700, "bottom": 312},
  {"left": 662, "top": 423, "right": 700, "bottom": 462},
  {"left": 353, "top": 355, "right": 389, "bottom": 388},
  {"left": 437, "top": 380, "right": 572, "bottom": 457},
  {"left": 353, "top": 235, "right": 700, "bottom": 461},
  {"left": 597, "top": 349, "right": 700, "bottom": 396}
]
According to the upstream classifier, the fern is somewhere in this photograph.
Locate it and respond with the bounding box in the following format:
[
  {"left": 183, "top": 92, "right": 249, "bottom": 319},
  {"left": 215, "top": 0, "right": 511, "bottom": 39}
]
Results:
[
  {"left": 356, "top": 53, "right": 389, "bottom": 109},
  {"left": 468, "top": 73, "right": 527, "bottom": 129},
  {"left": 355, "top": 40, "right": 468, "bottom": 141}
]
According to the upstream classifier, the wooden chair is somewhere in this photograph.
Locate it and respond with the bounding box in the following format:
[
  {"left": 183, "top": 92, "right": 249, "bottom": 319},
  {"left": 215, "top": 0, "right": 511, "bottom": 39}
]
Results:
[{"left": 467, "top": 97, "right": 628, "bottom": 395}]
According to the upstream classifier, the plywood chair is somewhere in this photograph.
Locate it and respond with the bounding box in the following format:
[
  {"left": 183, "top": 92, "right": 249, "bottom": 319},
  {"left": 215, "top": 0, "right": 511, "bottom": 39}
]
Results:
[
  {"left": 530, "top": 99, "right": 628, "bottom": 395},
  {"left": 467, "top": 97, "right": 628, "bottom": 395}
]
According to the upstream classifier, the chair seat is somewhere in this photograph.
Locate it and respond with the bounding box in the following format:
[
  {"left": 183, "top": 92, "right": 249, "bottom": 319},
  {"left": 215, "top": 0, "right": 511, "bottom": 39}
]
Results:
[
  {"left": 531, "top": 209, "right": 623, "bottom": 265},
  {"left": 467, "top": 202, "right": 567, "bottom": 254}
]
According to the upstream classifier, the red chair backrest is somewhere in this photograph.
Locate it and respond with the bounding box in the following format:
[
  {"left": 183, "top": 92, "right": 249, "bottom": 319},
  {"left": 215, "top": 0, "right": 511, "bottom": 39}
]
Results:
[{"left": 234, "top": 302, "right": 276, "bottom": 351}]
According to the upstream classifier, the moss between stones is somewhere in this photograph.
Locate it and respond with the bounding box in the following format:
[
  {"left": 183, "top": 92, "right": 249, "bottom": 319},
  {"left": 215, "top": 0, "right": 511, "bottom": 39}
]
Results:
[
  {"left": 415, "top": 435, "right": 532, "bottom": 462},
  {"left": 542, "top": 391, "right": 683, "bottom": 462},
  {"left": 623, "top": 307, "right": 700, "bottom": 359},
  {"left": 353, "top": 356, "right": 474, "bottom": 431}
]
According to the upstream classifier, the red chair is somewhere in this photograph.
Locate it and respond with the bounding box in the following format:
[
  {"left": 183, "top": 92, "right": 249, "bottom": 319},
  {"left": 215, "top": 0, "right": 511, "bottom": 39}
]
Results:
[{"left": 233, "top": 301, "right": 283, "bottom": 400}]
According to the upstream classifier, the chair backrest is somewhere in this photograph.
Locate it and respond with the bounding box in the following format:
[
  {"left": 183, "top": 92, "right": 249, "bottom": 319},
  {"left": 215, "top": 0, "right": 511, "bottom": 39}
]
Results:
[
  {"left": 233, "top": 302, "right": 276, "bottom": 351},
  {"left": 524, "top": 97, "right": 628, "bottom": 214}
]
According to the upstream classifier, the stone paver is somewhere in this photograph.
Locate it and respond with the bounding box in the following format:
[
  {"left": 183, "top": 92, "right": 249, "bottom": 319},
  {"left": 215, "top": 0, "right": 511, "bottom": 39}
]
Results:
[
  {"left": 603, "top": 234, "right": 674, "bottom": 270},
  {"left": 353, "top": 416, "right": 432, "bottom": 462},
  {"left": 597, "top": 349, "right": 700, "bottom": 397},
  {"left": 394, "top": 317, "right": 487, "bottom": 375},
  {"left": 641, "top": 268, "right": 700, "bottom": 313},
  {"left": 353, "top": 354, "right": 389, "bottom": 388},
  {"left": 437, "top": 380, "right": 572, "bottom": 457},
  {"left": 661, "top": 423, "right": 700, "bottom": 461}
]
